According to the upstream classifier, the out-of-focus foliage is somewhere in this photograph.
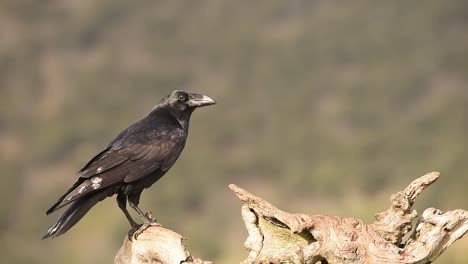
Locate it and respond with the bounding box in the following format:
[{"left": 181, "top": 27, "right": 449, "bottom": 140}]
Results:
[{"left": 1, "top": 0, "right": 467, "bottom": 263}]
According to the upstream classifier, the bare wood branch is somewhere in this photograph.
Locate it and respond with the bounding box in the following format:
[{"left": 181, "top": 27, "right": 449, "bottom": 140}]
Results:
[
  {"left": 371, "top": 172, "right": 440, "bottom": 244},
  {"left": 114, "top": 225, "right": 212, "bottom": 264},
  {"left": 230, "top": 172, "right": 467, "bottom": 264}
]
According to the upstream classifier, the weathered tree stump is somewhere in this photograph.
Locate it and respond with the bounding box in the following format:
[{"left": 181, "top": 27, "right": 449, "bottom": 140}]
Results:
[
  {"left": 230, "top": 172, "right": 467, "bottom": 264},
  {"left": 114, "top": 225, "right": 212, "bottom": 264}
]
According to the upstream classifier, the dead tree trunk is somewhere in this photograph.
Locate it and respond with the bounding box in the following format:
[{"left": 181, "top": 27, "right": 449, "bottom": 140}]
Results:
[
  {"left": 115, "top": 172, "right": 467, "bottom": 263},
  {"left": 231, "top": 172, "right": 467, "bottom": 263}
]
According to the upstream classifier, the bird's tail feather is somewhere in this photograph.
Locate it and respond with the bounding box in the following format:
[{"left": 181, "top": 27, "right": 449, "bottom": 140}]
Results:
[
  {"left": 46, "top": 179, "right": 85, "bottom": 215},
  {"left": 42, "top": 192, "right": 106, "bottom": 239}
]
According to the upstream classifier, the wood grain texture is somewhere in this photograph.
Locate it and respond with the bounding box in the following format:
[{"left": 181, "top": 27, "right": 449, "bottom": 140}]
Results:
[
  {"left": 115, "top": 225, "right": 211, "bottom": 264},
  {"left": 230, "top": 172, "right": 467, "bottom": 264}
]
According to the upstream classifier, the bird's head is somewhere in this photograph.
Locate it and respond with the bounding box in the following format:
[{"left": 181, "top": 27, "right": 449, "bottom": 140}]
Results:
[
  {"left": 152, "top": 90, "right": 216, "bottom": 123},
  {"left": 161, "top": 90, "right": 216, "bottom": 111}
]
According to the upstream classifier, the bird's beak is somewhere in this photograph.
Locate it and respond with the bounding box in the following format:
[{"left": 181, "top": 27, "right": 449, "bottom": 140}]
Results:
[{"left": 187, "top": 93, "right": 216, "bottom": 107}]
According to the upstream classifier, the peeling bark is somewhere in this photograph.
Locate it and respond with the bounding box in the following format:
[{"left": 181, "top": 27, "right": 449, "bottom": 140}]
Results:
[{"left": 230, "top": 172, "right": 467, "bottom": 264}]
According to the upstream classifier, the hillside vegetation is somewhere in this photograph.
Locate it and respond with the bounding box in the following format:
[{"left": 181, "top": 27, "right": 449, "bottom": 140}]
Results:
[{"left": 1, "top": 1, "right": 467, "bottom": 263}]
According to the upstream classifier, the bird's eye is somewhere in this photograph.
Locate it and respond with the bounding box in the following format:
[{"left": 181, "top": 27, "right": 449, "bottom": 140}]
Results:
[{"left": 178, "top": 94, "right": 187, "bottom": 102}]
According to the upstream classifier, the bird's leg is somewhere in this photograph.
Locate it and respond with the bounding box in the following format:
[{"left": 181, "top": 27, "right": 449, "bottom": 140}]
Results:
[
  {"left": 129, "top": 202, "right": 154, "bottom": 224},
  {"left": 128, "top": 193, "right": 160, "bottom": 239},
  {"left": 116, "top": 192, "right": 139, "bottom": 227},
  {"left": 117, "top": 193, "right": 142, "bottom": 240},
  {"left": 128, "top": 198, "right": 156, "bottom": 223}
]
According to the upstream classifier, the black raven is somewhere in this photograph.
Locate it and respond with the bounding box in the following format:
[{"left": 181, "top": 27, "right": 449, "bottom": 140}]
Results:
[{"left": 43, "top": 90, "right": 215, "bottom": 239}]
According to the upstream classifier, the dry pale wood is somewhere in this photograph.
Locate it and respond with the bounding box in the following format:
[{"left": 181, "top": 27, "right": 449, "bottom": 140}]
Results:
[
  {"left": 230, "top": 172, "right": 468, "bottom": 264},
  {"left": 114, "top": 225, "right": 212, "bottom": 264}
]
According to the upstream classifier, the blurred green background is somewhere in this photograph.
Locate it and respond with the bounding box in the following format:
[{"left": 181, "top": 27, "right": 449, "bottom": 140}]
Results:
[{"left": 1, "top": 0, "right": 467, "bottom": 263}]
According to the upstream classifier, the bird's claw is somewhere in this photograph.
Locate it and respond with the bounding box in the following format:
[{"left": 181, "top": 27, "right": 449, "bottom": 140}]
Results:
[
  {"left": 130, "top": 221, "right": 161, "bottom": 240},
  {"left": 127, "top": 225, "right": 140, "bottom": 241},
  {"left": 127, "top": 212, "right": 161, "bottom": 241}
]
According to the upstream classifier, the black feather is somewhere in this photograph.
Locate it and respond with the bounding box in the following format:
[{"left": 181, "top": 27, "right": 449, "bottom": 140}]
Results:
[{"left": 42, "top": 189, "right": 111, "bottom": 239}]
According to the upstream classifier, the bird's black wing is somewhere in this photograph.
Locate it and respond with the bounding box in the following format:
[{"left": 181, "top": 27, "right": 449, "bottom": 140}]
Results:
[{"left": 46, "top": 129, "right": 185, "bottom": 214}]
